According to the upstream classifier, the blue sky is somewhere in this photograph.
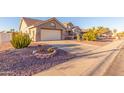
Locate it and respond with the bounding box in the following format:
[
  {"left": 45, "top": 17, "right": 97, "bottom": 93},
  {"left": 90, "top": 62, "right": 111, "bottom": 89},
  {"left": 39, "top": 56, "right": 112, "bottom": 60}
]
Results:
[{"left": 0, "top": 17, "right": 124, "bottom": 32}]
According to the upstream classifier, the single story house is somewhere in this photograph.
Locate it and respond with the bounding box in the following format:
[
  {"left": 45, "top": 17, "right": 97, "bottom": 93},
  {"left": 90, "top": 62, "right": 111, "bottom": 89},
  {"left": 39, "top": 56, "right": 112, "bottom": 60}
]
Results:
[{"left": 19, "top": 17, "right": 67, "bottom": 41}]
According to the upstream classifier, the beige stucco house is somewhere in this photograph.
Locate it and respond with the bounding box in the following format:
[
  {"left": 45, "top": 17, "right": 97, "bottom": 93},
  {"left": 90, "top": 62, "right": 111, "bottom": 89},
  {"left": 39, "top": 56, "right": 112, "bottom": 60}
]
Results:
[{"left": 19, "top": 17, "right": 67, "bottom": 41}]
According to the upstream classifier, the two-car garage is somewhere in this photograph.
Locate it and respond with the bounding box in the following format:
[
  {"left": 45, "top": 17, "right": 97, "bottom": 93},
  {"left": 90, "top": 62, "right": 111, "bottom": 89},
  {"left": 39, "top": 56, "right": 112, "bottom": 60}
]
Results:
[
  {"left": 22, "top": 17, "right": 66, "bottom": 41},
  {"left": 40, "top": 29, "right": 62, "bottom": 41}
]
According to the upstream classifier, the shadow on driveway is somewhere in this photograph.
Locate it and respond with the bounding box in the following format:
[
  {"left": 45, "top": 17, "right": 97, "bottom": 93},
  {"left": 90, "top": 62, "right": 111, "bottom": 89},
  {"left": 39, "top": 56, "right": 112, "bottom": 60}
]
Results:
[
  {"left": 50, "top": 44, "right": 81, "bottom": 48},
  {"left": 74, "top": 48, "right": 122, "bottom": 59}
]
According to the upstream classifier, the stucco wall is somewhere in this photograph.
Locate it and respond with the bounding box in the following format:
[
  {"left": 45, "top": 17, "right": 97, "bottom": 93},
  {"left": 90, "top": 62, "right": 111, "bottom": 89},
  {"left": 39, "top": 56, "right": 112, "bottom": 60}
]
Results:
[
  {"left": 20, "top": 20, "right": 29, "bottom": 33},
  {"left": 29, "top": 28, "right": 37, "bottom": 41},
  {"left": 35, "top": 21, "right": 67, "bottom": 41},
  {"left": 0, "top": 33, "right": 12, "bottom": 44},
  {"left": 20, "top": 19, "right": 67, "bottom": 41}
]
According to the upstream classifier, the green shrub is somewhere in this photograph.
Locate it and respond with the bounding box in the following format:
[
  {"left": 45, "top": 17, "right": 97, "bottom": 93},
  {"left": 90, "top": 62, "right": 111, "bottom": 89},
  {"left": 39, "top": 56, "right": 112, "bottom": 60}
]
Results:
[
  {"left": 47, "top": 47, "right": 55, "bottom": 53},
  {"left": 11, "top": 33, "right": 31, "bottom": 49},
  {"left": 82, "top": 31, "right": 97, "bottom": 41},
  {"left": 82, "top": 26, "right": 111, "bottom": 41}
]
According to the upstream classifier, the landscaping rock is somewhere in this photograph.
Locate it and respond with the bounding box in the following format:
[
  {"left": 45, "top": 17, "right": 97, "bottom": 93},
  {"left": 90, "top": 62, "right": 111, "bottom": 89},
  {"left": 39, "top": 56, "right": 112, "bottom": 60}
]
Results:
[{"left": 0, "top": 45, "right": 75, "bottom": 76}]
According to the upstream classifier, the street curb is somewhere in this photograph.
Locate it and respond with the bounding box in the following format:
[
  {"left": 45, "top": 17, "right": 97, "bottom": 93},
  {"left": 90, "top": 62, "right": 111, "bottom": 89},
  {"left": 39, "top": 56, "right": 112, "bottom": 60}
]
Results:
[{"left": 88, "top": 40, "right": 124, "bottom": 76}]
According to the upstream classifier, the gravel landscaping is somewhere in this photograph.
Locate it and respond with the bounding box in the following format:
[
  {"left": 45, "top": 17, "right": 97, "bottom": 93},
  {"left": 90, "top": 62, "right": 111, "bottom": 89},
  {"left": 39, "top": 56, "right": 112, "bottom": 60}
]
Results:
[{"left": 0, "top": 45, "right": 75, "bottom": 76}]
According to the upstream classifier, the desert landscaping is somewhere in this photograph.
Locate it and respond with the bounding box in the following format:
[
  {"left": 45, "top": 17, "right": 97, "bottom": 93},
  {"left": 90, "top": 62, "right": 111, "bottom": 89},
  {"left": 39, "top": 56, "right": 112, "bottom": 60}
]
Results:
[
  {"left": 0, "top": 43, "right": 75, "bottom": 76},
  {"left": 0, "top": 17, "right": 124, "bottom": 76},
  {"left": 0, "top": 39, "right": 110, "bottom": 76}
]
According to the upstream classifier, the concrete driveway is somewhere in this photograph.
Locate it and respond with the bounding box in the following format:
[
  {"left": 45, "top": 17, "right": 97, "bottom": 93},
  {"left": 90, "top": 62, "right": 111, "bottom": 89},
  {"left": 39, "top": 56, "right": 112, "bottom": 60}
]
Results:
[
  {"left": 40, "top": 40, "right": 100, "bottom": 55},
  {"left": 34, "top": 40, "right": 124, "bottom": 76}
]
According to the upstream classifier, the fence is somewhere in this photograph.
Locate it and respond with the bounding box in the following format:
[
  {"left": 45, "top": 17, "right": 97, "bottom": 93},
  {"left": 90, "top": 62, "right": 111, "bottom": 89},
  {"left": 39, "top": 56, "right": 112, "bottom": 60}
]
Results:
[{"left": 0, "top": 33, "right": 12, "bottom": 44}]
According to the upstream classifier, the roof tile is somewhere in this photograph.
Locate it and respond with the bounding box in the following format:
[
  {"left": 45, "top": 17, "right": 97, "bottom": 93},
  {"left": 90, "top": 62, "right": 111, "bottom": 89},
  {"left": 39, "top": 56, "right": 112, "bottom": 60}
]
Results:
[{"left": 22, "top": 17, "right": 44, "bottom": 26}]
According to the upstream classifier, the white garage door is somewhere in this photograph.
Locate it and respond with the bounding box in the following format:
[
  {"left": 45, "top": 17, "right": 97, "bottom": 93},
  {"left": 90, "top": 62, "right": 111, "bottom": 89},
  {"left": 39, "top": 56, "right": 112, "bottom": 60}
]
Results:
[{"left": 41, "top": 29, "right": 61, "bottom": 41}]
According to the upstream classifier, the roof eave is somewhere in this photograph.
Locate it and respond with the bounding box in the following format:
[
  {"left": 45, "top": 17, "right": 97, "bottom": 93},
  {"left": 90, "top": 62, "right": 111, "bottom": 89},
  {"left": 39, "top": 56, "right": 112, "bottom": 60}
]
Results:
[
  {"left": 28, "top": 25, "right": 35, "bottom": 29},
  {"left": 33, "top": 17, "right": 66, "bottom": 30}
]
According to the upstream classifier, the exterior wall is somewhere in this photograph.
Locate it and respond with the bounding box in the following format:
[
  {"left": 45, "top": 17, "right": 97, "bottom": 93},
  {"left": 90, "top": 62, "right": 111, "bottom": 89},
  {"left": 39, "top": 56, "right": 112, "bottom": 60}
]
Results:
[
  {"left": 0, "top": 33, "right": 12, "bottom": 44},
  {"left": 61, "top": 30, "right": 67, "bottom": 40},
  {"left": 29, "top": 27, "right": 37, "bottom": 41},
  {"left": 35, "top": 27, "right": 41, "bottom": 41},
  {"left": 36, "top": 20, "right": 67, "bottom": 41},
  {"left": 37, "top": 20, "right": 65, "bottom": 30},
  {"left": 20, "top": 20, "right": 29, "bottom": 33},
  {"left": 20, "top": 18, "right": 67, "bottom": 41}
]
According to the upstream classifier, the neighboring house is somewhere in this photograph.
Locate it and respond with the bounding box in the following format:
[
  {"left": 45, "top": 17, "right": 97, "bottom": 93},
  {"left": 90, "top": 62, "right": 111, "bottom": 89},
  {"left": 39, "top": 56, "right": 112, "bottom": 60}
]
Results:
[
  {"left": 19, "top": 17, "right": 67, "bottom": 41},
  {"left": 101, "top": 31, "right": 113, "bottom": 37},
  {"left": 63, "top": 22, "right": 81, "bottom": 39},
  {"left": 80, "top": 29, "right": 88, "bottom": 34},
  {"left": 97, "top": 30, "right": 113, "bottom": 40}
]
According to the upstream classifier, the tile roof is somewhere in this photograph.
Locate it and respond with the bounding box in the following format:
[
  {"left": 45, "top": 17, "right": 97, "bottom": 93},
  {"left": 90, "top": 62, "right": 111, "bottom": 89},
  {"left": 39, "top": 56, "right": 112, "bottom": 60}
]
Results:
[
  {"left": 21, "top": 17, "right": 66, "bottom": 30},
  {"left": 22, "top": 17, "right": 44, "bottom": 26}
]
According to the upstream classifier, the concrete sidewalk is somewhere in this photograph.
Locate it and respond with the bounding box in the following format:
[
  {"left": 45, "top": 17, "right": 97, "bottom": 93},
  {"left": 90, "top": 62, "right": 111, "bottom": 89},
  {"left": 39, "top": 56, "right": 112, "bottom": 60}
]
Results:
[{"left": 34, "top": 40, "right": 124, "bottom": 76}]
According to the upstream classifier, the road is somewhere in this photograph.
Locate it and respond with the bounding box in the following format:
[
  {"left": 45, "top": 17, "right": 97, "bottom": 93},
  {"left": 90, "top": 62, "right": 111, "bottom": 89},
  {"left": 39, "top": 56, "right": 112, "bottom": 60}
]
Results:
[
  {"left": 105, "top": 45, "right": 124, "bottom": 76},
  {"left": 34, "top": 40, "right": 124, "bottom": 76}
]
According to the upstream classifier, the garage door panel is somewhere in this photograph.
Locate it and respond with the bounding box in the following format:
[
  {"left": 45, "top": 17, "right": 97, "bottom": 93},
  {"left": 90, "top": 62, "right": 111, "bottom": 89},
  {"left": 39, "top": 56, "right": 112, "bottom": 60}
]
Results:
[{"left": 41, "top": 29, "right": 61, "bottom": 41}]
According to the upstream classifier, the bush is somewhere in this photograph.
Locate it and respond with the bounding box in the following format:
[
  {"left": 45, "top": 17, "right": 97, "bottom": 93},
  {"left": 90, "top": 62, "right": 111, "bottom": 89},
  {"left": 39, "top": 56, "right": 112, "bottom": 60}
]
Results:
[
  {"left": 82, "top": 26, "right": 112, "bottom": 41},
  {"left": 82, "top": 31, "right": 97, "bottom": 41},
  {"left": 47, "top": 47, "right": 55, "bottom": 53},
  {"left": 11, "top": 33, "right": 31, "bottom": 49}
]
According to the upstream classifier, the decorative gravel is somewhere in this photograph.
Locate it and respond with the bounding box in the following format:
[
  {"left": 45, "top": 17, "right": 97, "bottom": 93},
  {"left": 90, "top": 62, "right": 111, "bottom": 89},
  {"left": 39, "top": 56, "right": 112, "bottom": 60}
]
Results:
[{"left": 0, "top": 45, "right": 75, "bottom": 76}]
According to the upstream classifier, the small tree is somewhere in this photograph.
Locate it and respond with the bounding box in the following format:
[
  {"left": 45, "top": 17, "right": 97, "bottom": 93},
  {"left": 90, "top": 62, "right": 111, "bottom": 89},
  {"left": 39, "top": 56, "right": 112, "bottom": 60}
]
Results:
[
  {"left": 82, "top": 26, "right": 111, "bottom": 41},
  {"left": 11, "top": 33, "right": 31, "bottom": 49},
  {"left": 82, "top": 31, "right": 96, "bottom": 41}
]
